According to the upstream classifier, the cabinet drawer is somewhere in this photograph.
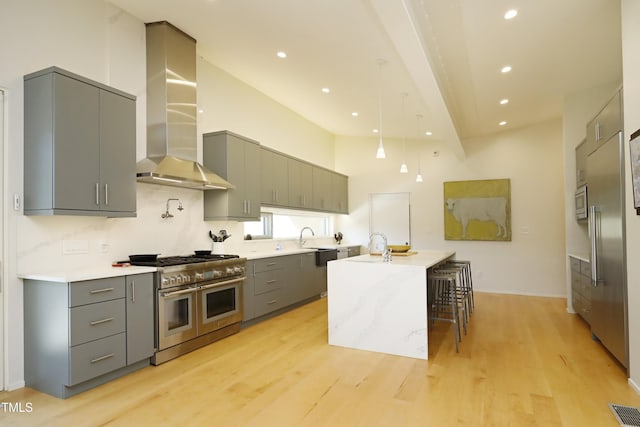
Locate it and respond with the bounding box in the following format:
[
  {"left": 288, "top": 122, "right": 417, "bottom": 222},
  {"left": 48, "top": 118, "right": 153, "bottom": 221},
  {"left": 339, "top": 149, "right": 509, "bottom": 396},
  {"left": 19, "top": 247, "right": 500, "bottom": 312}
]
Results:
[
  {"left": 70, "top": 299, "right": 125, "bottom": 346},
  {"left": 68, "top": 333, "right": 126, "bottom": 386},
  {"left": 254, "top": 270, "right": 288, "bottom": 295},
  {"left": 253, "top": 255, "right": 296, "bottom": 274},
  {"left": 572, "top": 290, "right": 584, "bottom": 315},
  {"left": 579, "top": 275, "right": 591, "bottom": 299},
  {"left": 253, "top": 288, "right": 288, "bottom": 318},
  {"left": 579, "top": 260, "right": 591, "bottom": 277},
  {"left": 69, "top": 277, "right": 125, "bottom": 307},
  {"left": 569, "top": 257, "right": 580, "bottom": 272}
]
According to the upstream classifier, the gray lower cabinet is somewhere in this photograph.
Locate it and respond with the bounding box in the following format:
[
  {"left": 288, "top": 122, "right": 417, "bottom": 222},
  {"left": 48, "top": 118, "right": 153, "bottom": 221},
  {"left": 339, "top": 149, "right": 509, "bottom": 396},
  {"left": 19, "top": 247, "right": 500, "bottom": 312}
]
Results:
[
  {"left": 125, "top": 274, "right": 155, "bottom": 365},
  {"left": 243, "top": 252, "right": 325, "bottom": 322},
  {"left": 24, "top": 66, "right": 136, "bottom": 217},
  {"left": 24, "top": 273, "right": 153, "bottom": 399},
  {"left": 570, "top": 256, "right": 591, "bottom": 323}
]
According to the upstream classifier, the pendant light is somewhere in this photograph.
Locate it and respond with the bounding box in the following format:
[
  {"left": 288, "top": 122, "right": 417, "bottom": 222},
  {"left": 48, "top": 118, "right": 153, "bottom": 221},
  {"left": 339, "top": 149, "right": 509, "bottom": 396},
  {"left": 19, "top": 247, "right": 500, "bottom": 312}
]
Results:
[
  {"left": 375, "top": 59, "right": 387, "bottom": 159},
  {"left": 399, "top": 92, "right": 408, "bottom": 173},
  {"left": 415, "top": 114, "right": 424, "bottom": 182}
]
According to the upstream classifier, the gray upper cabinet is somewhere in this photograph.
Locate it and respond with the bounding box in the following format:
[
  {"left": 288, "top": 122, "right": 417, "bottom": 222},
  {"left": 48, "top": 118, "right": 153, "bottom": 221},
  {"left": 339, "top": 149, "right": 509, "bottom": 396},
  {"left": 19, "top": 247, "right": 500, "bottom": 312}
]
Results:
[
  {"left": 261, "top": 148, "right": 289, "bottom": 206},
  {"left": 203, "top": 131, "right": 261, "bottom": 221},
  {"left": 575, "top": 139, "right": 588, "bottom": 188},
  {"left": 586, "top": 90, "right": 622, "bottom": 155},
  {"left": 313, "top": 166, "right": 348, "bottom": 213},
  {"left": 288, "top": 158, "right": 313, "bottom": 209},
  {"left": 24, "top": 66, "right": 136, "bottom": 217},
  {"left": 333, "top": 173, "right": 348, "bottom": 214},
  {"left": 312, "top": 166, "right": 332, "bottom": 211}
]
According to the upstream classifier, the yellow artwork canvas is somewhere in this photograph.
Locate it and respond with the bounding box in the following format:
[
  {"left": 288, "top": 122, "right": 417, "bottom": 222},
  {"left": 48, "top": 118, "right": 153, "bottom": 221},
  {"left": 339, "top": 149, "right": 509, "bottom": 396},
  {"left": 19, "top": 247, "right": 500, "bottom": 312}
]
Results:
[{"left": 444, "top": 179, "right": 511, "bottom": 241}]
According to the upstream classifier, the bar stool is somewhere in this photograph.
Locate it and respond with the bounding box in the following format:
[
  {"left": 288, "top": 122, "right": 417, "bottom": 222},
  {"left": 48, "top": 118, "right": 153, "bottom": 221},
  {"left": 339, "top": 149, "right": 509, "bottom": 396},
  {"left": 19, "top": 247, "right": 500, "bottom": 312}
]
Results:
[
  {"left": 444, "top": 260, "right": 474, "bottom": 313},
  {"left": 428, "top": 272, "right": 461, "bottom": 352},
  {"left": 433, "top": 265, "right": 469, "bottom": 335}
]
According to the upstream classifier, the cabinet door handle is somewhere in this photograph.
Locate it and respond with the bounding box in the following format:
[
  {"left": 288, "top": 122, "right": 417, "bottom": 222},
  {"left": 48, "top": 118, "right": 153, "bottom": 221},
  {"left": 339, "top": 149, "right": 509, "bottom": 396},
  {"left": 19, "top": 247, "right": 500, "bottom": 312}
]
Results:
[
  {"left": 267, "top": 262, "right": 277, "bottom": 266},
  {"left": 89, "top": 287, "right": 114, "bottom": 294},
  {"left": 104, "top": 183, "right": 109, "bottom": 206},
  {"left": 266, "top": 279, "right": 277, "bottom": 284},
  {"left": 95, "top": 183, "right": 100, "bottom": 205},
  {"left": 595, "top": 122, "right": 600, "bottom": 141},
  {"left": 91, "top": 353, "right": 114, "bottom": 364},
  {"left": 131, "top": 280, "right": 135, "bottom": 303},
  {"left": 267, "top": 299, "right": 277, "bottom": 305},
  {"left": 90, "top": 317, "right": 114, "bottom": 326}
]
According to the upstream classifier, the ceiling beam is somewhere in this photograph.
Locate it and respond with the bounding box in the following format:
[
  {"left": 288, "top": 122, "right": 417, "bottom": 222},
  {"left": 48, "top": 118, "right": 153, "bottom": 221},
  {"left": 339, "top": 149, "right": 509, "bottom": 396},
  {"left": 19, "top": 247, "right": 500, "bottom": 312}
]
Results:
[{"left": 369, "top": 0, "right": 465, "bottom": 159}]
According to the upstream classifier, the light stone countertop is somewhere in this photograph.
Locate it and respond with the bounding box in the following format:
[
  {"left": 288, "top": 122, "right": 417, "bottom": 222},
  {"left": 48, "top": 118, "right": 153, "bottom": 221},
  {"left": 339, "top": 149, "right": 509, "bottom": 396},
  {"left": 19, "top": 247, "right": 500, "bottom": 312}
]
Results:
[
  {"left": 336, "top": 250, "right": 455, "bottom": 268},
  {"left": 18, "top": 265, "right": 158, "bottom": 283},
  {"left": 568, "top": 253, "right": 590, "bottom": 263}
]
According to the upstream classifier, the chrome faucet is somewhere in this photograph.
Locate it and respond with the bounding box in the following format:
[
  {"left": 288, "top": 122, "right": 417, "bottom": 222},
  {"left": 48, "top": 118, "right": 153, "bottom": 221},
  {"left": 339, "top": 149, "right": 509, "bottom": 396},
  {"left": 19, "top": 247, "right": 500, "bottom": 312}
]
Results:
[
  {"left": 299, "top": 226, "right": 315, "bottom": 247},
  {"left": 369, "top": 232, "right": 392, "bottom": 262}
]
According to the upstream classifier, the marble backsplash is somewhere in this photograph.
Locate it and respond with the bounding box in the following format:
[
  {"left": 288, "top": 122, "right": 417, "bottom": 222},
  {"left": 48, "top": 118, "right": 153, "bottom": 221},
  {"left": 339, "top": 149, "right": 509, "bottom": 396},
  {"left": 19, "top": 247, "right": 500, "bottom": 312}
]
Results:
[{"left": 16, "top": 183, "right": 347, "bottom": 274}]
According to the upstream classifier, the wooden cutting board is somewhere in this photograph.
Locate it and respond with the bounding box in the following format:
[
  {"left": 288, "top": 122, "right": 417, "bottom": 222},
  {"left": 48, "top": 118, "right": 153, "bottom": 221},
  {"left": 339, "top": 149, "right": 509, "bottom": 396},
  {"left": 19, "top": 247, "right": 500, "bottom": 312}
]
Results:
[{"left": 371, "top": 251, "right": 417, "bottom": 256}]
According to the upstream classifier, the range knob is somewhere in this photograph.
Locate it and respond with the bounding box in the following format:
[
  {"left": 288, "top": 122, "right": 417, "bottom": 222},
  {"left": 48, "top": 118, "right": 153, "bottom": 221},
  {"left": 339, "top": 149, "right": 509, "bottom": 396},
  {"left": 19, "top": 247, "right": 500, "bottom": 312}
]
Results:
[
  {"left": 213, "top": 270, "right": 223, "bottom": 278},
  {"left": 194, "top": 272, "right": 204, "bottom": 281},
  {"left": 234, "top": 266, "right": 244, "bottom": 274}
]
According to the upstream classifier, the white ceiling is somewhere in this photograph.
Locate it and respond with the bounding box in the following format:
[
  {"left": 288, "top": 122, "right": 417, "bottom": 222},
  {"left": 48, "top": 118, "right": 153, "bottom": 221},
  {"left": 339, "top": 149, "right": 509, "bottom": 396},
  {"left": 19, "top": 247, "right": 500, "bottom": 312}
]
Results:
[{"left": 109, "top": 0, "right": 622, "bottom": 152}]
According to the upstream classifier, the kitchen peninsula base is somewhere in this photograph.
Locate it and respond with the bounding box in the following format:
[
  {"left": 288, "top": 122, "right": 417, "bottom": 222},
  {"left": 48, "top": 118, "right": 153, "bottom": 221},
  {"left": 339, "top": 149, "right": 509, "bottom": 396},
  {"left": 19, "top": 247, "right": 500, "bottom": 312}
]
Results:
[{"left": 327, "top": 250, "right": 454, "bottom": 360}]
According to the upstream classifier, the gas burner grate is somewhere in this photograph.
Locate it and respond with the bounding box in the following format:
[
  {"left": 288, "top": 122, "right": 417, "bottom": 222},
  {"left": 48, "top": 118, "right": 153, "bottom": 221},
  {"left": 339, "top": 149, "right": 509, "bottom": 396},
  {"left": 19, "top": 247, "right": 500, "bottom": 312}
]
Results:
[{"left": 610, "top": 403, "right": 640, "bottom": 427}]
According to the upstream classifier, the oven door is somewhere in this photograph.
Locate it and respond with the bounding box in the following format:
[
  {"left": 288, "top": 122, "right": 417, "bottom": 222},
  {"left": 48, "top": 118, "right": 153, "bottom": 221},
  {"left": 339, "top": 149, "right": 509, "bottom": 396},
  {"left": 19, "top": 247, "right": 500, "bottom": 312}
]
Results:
[
  {"left": 197, "top": 277, "right": 244, "bottom": 336},
  {"left": 157, "top": 285, "right": 198, "bottom": 350}
]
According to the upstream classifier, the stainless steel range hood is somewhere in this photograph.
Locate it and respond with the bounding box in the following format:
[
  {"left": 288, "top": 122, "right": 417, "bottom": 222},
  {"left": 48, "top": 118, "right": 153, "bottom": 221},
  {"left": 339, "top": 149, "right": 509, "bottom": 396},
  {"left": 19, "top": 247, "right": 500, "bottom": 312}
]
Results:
[{"left": 137, "top": 21, "right": 234, "bottom": 190}]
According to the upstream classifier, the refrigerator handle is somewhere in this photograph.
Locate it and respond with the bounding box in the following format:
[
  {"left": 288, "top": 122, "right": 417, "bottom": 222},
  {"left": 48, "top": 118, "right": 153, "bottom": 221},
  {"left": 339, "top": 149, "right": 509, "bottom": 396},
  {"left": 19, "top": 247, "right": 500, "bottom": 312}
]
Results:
[{"left": 589, "top": 205, "right": 598, "bottom": 287}]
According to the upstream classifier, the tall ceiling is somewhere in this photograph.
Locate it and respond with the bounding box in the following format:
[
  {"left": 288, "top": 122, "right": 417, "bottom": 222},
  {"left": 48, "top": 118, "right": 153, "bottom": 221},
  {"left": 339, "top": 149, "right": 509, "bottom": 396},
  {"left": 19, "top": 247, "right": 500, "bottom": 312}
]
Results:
[{"left": 109, "top": 0, "right": 622, "bottom": 152}]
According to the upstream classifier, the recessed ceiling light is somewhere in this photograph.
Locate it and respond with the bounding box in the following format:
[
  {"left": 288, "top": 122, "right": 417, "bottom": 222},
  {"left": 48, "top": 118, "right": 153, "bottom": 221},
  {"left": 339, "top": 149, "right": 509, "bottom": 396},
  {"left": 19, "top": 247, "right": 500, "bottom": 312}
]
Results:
[
  {"left": 276, "top": 51, "right": 287, "bottom": 58},
  {"left": 352, "top": 112, "right": 359, "bottom": 117},
  {"left": 322, "top": 87, "right": 330, "bottom": 93},
  {"left": 425, "top": 131, "right": 433, "bottom": 136},
  {"left": 504, "top": 9, "right": 518, "bottom": 20},
  {"left": 501, "top": 65, "right": 512, "bottom": 73},
  {"left": 500, "top": 99, "right": 509, "bottom": 105},
  {"left": 373, "top": 129, "right": 379, "bottom": 134},
  {"left": 499, "top": 121, "right": 507, "bottom": 126}
]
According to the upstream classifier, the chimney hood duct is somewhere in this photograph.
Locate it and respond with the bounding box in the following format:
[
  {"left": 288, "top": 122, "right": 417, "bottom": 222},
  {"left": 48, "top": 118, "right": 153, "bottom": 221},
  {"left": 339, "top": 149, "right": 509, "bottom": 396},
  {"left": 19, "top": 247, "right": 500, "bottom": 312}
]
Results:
[{"left": 137, "top": 21, "right": 234, "bottom": 190}]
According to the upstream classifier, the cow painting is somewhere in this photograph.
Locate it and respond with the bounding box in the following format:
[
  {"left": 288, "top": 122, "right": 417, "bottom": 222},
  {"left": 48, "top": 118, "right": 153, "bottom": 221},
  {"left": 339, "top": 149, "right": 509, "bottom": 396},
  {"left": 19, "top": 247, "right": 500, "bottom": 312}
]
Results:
[{"left": 445, "top": 197, "right": 508, "bottom": 239}]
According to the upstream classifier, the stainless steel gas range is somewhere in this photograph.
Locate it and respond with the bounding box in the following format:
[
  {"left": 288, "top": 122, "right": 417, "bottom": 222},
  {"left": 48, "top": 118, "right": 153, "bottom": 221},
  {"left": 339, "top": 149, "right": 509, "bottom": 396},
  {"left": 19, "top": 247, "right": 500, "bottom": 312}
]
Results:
[{"left": 128, "top": 254, "right": 246, "bottom": 365}]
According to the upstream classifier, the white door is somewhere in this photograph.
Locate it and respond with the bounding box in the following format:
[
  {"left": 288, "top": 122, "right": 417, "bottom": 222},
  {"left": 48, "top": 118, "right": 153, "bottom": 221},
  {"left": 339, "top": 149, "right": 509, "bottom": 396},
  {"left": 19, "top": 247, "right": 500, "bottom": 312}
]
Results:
[{"left": 0, "top": 88, "right": 5, "bottom": 390}]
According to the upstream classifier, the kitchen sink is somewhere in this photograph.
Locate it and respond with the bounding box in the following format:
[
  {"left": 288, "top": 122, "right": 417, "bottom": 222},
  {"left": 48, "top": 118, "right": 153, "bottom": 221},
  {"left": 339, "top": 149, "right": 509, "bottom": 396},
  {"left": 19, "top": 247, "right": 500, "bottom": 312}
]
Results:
[{"left": 315, "top": 248, "right": 337, "bottom": 266}]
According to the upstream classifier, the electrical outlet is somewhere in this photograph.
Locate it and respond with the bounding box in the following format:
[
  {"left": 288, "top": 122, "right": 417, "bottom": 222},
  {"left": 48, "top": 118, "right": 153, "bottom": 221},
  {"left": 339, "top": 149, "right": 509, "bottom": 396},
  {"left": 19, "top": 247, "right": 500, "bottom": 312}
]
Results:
[{"left": 13, "top": 194, "right": 20, "bottom": 211}]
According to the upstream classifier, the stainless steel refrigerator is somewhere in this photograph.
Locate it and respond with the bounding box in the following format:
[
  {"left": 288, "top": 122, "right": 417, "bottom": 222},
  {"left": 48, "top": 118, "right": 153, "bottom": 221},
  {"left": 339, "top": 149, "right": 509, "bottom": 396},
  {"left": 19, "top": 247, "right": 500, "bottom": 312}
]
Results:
[{"left": 586, "top": 130, "right": 628, "bottom": 368}]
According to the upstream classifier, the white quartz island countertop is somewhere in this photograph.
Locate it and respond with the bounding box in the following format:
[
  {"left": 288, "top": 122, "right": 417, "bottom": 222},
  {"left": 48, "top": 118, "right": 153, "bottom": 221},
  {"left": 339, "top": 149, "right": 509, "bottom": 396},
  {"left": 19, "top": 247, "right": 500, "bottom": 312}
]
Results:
[{"left": 327, "top": 250, "right": 455, "bottom": 360}]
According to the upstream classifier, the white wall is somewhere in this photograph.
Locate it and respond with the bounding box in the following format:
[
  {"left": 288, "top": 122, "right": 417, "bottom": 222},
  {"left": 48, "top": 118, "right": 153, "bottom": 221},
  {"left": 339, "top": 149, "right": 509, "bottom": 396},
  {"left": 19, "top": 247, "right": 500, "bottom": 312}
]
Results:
[
  {"left": 335, "top": 119, "right": 566, "bottom": 296},
  {"left": 622, "top": 0, "right": 640, "bottom": 393},
  {"left": 0, "top": 0, "right": 335, "bottom": 389}
]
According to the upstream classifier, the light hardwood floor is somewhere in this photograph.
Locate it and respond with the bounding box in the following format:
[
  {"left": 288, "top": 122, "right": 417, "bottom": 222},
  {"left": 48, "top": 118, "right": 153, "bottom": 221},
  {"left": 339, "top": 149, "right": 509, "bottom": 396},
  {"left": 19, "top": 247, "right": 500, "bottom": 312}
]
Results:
[{"left": 2, "top": 292, "right": 640, "bottom": 426}]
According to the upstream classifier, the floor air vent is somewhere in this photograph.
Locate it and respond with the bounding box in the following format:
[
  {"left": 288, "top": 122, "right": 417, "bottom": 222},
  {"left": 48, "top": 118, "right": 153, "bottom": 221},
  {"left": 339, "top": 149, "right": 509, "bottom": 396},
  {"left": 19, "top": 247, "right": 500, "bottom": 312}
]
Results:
[{"left": 609, "top": 403, "right": 640, "bottom": 427}]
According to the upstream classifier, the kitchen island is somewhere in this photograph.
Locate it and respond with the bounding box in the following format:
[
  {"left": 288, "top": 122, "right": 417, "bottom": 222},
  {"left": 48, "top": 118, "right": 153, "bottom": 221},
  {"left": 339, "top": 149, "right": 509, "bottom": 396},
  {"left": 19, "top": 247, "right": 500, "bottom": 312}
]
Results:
[{"left": 327, "top": 250, "right": 454, "bottom": 360}]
